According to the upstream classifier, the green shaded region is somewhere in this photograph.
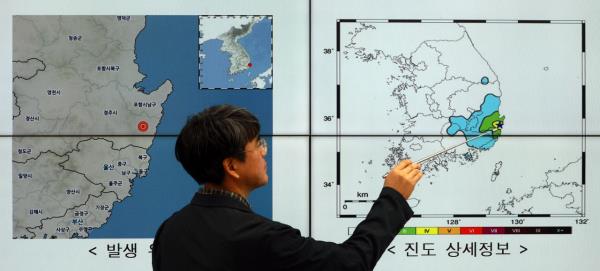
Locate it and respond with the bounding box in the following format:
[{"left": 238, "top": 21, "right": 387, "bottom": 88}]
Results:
[
  {"left": 479, "top": 111, "right": 505, "bottom": 138},
  {"left": 399, "top": 227, "right": 416, "bottom": 235}
]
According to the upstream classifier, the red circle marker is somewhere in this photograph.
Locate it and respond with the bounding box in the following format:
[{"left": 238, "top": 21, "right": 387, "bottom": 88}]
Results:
[
  {"left": 137, "top": 121, "right": 149, "bottom": 132},
  {"left": 247, "top": 63, "right": 253, "bottom": 67}
]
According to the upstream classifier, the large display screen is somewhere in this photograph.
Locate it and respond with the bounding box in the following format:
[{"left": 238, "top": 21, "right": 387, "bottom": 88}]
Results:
[{"left": 1, "top": 0, "right": 599, "bottom": 270}]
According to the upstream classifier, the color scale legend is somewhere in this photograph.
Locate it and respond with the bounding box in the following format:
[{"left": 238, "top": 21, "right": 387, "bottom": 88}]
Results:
[
  {"left": 398, "top": 227, "right": 572, "bottom": 235},
  {"left": 346, "top": 226, "right": 572, "bottom": 236}
]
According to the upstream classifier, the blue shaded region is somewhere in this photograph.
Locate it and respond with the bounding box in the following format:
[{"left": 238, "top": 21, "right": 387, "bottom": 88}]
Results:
[
  {"left": 239, "top": 18, "right": 272, "bottom": 88},
  {"left": 201, "top": 17, "right": 272, "bottom": 89},
  {"left": 446, "top": 94, "right": 500, "bottom": 150},
  {"left": 481, "top": 76, "right": 489, "bottom": 85},
  {"left": 89, "top": 15, "right": 272, "bottom": 238}
]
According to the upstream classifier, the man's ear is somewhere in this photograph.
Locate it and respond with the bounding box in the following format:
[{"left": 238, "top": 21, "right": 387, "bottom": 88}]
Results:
[{"left": 222, "top": 158, "right": 240, "bottom": 179}]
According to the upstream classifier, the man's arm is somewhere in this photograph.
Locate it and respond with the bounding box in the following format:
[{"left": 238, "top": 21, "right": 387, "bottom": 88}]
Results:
[
  {"left": 338, "top": 187, "right": 413, "bottom": 269},
  {"left": 260, "top": 160, "right": 422, "bottom": 270}
]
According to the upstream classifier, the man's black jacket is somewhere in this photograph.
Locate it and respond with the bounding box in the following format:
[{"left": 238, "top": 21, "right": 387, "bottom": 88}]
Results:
[{"left": 152, "top": 187, "right": 413, "bottom": 271}]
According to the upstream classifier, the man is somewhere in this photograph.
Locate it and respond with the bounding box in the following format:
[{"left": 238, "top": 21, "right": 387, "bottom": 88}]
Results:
[{"left": 152, "top": 104, "right": 422, "bottom": 271}]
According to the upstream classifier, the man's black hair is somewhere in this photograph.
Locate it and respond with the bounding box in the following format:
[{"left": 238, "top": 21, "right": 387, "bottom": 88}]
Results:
[{"left": 175, "top": 104, "right": 260, "bottom": 185}]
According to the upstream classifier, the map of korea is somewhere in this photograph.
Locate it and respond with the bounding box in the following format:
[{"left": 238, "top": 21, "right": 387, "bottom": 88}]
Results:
[
  {"left": 12, "top": 16, "right": 172, "bottom": 238},
  {"left": 338, "top": 21, "right": 582, "bottom": 216},
  {"left": 343, "top": 23, "right": 505, "bottom": 158},
  {"left": 199, "top": 15, "right": 273, "bottom": 89}
]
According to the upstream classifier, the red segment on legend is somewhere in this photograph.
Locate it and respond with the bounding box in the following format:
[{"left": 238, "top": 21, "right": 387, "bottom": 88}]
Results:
[
  {"left": 137, "top": 121, "right": 149, "bottom": 132},
  {"left": 460, "top": 227, "right": 483, "bottom": 234}
]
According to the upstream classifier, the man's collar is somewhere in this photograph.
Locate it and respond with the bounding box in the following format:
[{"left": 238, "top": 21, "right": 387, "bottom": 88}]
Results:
[{"left": 191, "top": 187, "right": 251, "bottom": 212}]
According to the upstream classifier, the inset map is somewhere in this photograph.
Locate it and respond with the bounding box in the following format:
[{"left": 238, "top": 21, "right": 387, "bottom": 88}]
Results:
[{"left": 199, "top": 15, "right": 273, "bottom": 89}]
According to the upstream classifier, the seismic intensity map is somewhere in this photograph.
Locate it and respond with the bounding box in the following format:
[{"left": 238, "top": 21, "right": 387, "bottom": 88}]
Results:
[{"left": 333, "top": 20, "right": 585, "bottom": 217}]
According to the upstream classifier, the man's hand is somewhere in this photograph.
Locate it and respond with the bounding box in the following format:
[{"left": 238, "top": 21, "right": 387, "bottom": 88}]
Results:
[{"left": 384, "top": 160, "right": 423, "bottom": 200}]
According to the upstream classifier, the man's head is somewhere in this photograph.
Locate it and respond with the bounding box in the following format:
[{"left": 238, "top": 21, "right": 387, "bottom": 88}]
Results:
[{"left": 175, "top": 105, "right": 268, "bottom": 188}]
